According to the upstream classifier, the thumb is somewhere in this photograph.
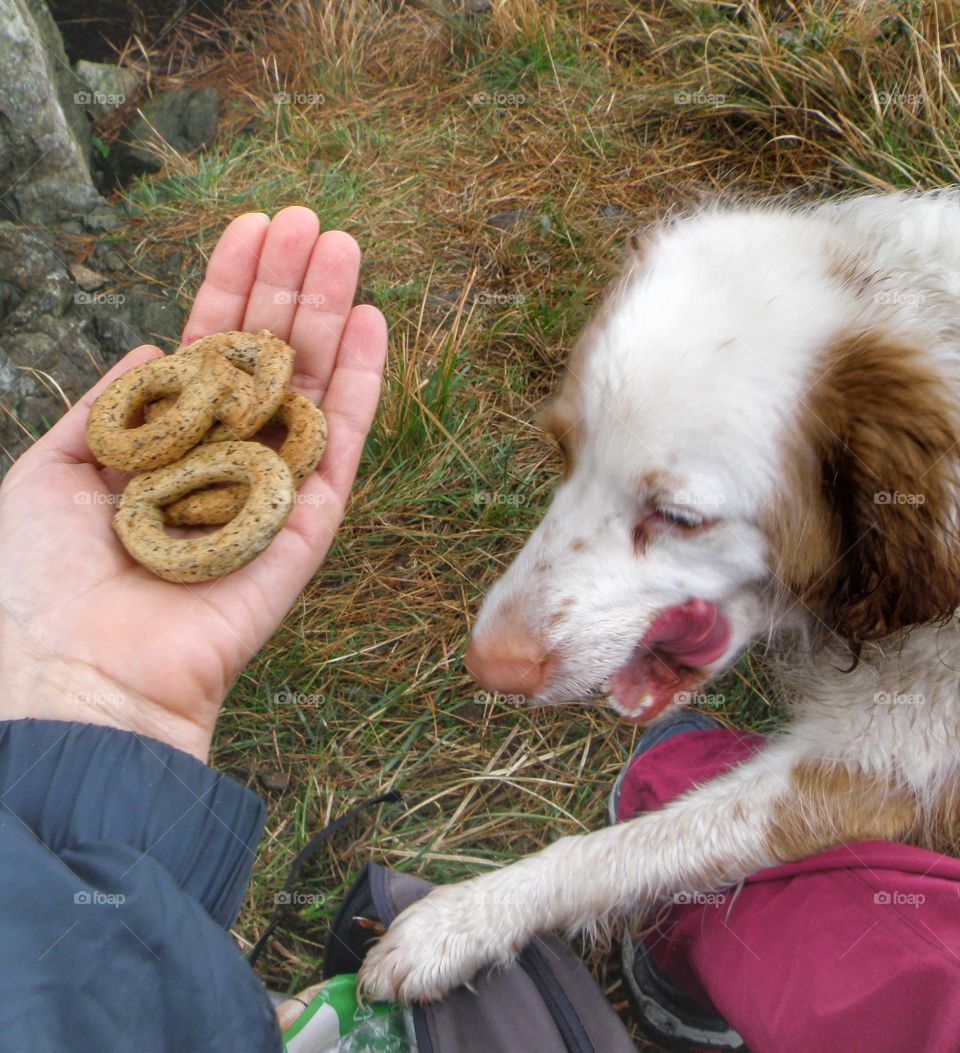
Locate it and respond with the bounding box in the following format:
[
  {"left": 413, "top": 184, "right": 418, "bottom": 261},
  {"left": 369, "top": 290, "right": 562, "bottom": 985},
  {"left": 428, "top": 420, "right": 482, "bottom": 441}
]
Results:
[{"left": 19, "top": 345, "right": 165, "bottom": 471}]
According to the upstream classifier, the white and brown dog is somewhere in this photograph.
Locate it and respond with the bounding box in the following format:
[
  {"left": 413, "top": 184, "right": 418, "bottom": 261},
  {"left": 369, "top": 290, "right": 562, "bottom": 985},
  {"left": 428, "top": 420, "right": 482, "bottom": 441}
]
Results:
[{"left": 360, "top": 191, "right": 960, "bottom": 1003}]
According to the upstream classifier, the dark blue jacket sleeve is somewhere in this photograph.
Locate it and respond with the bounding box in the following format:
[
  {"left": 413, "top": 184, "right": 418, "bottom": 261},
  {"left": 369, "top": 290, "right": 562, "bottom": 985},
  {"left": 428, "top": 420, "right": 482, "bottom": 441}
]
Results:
[{"left": 0, "top": 719, "right": 282, "bottom": 1052}]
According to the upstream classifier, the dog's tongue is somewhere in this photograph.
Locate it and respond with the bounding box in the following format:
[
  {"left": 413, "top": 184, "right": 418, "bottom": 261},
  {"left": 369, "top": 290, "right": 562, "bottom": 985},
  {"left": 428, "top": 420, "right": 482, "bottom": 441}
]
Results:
[{"left": 608, "top": 599, "right": 729, "bottom": 723}]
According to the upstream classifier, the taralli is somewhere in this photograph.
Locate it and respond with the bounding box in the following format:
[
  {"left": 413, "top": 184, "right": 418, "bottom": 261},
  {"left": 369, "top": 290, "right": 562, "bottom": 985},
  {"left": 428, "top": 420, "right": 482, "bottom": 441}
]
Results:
[
  {"left": 112, "top": 442, "right": 294, "bottom": 582},
  {"left": 179, "top": 330, "right": 295, "bottom": 440},
  {"left": 144, "top": 372, "right": 254, "bottom": 431},
  {"left": 85, "top": 351, "right": 241, "bottom": 471},
  {"left": 161, "top": 392, "right": 328, "bottom": 526},
  {"left": 87, "top": 328, "right": 316, "bottom": 581}
]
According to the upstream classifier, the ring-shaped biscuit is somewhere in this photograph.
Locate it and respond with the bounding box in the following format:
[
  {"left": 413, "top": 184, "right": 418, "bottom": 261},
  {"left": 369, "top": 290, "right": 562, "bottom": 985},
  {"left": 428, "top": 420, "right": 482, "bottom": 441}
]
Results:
[
  {"left": 85, "top": 351, "right": 239, "bottom": 471},
  {"left": 178, "top": 330, "right": 295, "bottom": 441},
  {"left": 112, "top": 441, "right": 294, "bottom": 582},
  {"left": 160, "top": 393, "right": 328, "bottom": 526},
  {"left": 143, "top": 371, "right": 254, "bottom": 430}
]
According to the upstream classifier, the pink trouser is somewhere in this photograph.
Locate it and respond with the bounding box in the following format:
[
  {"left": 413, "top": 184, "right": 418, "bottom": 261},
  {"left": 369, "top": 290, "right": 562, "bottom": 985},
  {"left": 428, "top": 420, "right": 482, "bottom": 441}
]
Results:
[{"left": 615, "top": 728, "right": 960, "bottom": 1053}]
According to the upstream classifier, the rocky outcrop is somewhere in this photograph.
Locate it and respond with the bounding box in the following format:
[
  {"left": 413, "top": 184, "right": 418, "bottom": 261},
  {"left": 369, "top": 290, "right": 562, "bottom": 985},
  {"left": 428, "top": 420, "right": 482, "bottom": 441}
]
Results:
[
  {"left": 0, "top": 222, "right": 183, "bottom": 470},
  {"left": 0, "top": 1, "right": 222, "bottom": 470},
  {"left": 75, "top": 59, "right": 139, "bottom": 120},
  {"left": 112, "top": 86, "right": 220, "bottom": 180},
  {"left": 0, "top": 0, "right": 104, "bottom": 224}
]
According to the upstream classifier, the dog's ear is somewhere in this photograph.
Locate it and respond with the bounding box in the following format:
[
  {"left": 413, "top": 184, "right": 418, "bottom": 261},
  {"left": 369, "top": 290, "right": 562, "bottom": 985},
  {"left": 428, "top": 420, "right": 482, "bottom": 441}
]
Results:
[{"left": 769, "top": 331, "right": 960, "bottom": 655}]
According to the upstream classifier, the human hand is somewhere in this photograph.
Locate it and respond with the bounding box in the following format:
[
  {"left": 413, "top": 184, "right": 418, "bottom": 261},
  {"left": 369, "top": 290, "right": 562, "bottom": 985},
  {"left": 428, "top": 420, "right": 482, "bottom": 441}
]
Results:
[{"left": 0, "top": 207, "right": 387, "bottom": 760}]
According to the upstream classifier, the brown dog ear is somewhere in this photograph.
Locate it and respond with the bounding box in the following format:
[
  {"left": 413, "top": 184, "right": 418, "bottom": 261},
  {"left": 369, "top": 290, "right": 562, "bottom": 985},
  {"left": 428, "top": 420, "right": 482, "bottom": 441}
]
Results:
[{"left": 770, "top": 331, "right": 960, "bottom": 655}]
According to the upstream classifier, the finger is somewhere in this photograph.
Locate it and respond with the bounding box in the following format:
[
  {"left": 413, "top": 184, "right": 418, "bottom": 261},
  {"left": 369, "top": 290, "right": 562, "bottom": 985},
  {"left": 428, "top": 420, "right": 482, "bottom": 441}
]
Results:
[
  {"left": 22, "top": 344, "right": 165, "bottom": 468},
  {"left": 181, "top": 212, "right": 270, "bottom": 345},
  {"left": 240, "top": 206, "right": 320, "bottom": 341},
  {"left": 254, "top": 304, "right": 387, "bottom": 587},
  {"left": 287, "top": 231, "right": 362, "bottom": 404},
  {"left": 309, "top": 302, "right": 388, "bottom": 511}
]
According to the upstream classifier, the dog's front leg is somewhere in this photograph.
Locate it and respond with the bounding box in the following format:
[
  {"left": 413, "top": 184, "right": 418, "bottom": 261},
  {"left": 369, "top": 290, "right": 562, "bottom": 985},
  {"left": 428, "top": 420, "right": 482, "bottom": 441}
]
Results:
[
  {"left": 359, "top": 742, "right": 784, "bottom": 1003},
  {"left": 358, "top": 736, "right": 915, "bottom": 1004}
]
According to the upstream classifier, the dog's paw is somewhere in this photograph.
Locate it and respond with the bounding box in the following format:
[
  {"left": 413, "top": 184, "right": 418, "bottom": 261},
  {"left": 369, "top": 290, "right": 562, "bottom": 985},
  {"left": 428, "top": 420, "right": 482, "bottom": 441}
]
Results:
[{"left": 357, "top": 882, "right": 519, "bottom": 1005}]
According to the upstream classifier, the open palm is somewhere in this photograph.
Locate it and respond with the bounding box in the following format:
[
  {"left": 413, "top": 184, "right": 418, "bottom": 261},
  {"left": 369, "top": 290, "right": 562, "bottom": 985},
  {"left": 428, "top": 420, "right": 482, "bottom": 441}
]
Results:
[{"left": 0, "top": 208, "right": 387, "bottom": 760}]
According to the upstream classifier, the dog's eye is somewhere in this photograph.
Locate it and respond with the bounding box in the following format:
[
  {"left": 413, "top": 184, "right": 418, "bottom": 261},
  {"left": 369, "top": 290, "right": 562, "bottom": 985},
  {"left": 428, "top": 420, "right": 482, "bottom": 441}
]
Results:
[
  {"left": 658, "top": 506, "right": 706, "bottom": 529},
  {"left": 632, "top": 507, "right": 711, "bottom": 550}
]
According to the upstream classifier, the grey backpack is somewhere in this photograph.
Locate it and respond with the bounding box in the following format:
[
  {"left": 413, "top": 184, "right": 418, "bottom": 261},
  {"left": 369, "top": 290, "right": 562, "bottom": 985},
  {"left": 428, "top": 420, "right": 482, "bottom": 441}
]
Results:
[{"left": 323, "top": 863, "right": 638, "bottom": 1053}]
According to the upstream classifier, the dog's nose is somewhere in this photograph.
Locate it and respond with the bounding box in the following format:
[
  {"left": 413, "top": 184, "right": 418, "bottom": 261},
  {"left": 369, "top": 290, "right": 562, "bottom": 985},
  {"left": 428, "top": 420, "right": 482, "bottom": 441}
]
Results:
[{"left": 465, "top": 622, "right": 553, "bottom": 696}]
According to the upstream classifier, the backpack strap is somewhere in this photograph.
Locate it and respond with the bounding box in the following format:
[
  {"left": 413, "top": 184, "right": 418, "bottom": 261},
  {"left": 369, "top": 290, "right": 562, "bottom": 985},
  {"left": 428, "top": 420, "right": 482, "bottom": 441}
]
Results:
[{"left": 249, "top": 789, "right": 402, "bottom": 968}]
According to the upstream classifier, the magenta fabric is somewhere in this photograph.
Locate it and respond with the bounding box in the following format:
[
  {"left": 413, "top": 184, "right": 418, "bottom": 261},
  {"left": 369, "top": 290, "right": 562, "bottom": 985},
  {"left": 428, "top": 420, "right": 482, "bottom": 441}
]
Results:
[{"left": 617, "top": 728, "right": 960, "bottom": 1053}]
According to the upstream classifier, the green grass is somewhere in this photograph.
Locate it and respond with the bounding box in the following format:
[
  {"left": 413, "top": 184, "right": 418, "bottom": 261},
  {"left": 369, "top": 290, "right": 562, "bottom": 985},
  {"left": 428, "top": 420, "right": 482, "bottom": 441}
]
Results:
[{"left": 109, "top": 0, "right": 960, "bottom": 1045}]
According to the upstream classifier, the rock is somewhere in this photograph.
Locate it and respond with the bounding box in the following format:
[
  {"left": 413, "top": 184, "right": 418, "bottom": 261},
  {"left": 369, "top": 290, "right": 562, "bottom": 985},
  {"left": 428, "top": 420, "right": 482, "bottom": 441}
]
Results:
[
  {"left": 74, "top": 59, "right": 139, "bottom": 118},
  {"left": 2, "top": 320, "right": 106, "bottom": 446},
  {"left": 0, "top": 0, "right": 103, "bottom": 223},
  {"left": 113, "top": 86, "right": 220, "bottom": 179},
  {"left": 0, "top": 1, "right": 196, "bottom": 469},
  {"left": 0, "top": 223, "right": 75, "bottom": 326},
  {"left": 69, "top": 262, "right": 106, "bottom": 290},
  {"left": 464, "top": 0, "right": 491, "bottom": 11},
  {"left": 0, "top": 221, "right": 185, "bottom": 471},
  {"left": 82, "top": 204, "right": 123, "bottom": 232},
  {"left": 114, "top": 280, "right": 183, "bottom": 345},
  {"left": 92, "top": 244, "right": 126, "bottom": 272},
  {"left": 0, "top": 225, "right": 105, "bottom": 467},
  {"left": 486, "top": 208, "right": 528, "bottom": 230},
  {"left": 259, "top": 769, "right": 290, "bottom": 792}
]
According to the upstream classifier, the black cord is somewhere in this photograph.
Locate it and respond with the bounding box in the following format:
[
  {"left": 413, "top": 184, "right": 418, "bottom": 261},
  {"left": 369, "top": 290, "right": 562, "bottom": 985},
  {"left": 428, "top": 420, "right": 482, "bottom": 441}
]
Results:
[{"left": 248, "top": 789, "right": 403, "bottom": 968}]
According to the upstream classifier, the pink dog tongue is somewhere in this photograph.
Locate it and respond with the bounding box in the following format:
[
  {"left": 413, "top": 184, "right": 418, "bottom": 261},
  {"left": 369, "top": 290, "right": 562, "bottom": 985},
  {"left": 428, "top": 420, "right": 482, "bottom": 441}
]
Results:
[{"left": 608, "top": 599, "right": 729, "bottom": 722}]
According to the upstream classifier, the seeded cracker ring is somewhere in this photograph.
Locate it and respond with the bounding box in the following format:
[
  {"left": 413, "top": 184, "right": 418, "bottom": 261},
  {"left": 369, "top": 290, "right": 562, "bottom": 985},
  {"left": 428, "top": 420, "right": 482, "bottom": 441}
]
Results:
[
  {"left": 112, "top": 442, "right": 294, "bottom": 582},
  {"left": 179, "top": 330, "right": 295, "bottom": 440},
  {"left": 161, "top": 393, "right": 328, "bottom": 526},
  {"left": 85, "top": 351, "right": 240, "bottom": 471}
]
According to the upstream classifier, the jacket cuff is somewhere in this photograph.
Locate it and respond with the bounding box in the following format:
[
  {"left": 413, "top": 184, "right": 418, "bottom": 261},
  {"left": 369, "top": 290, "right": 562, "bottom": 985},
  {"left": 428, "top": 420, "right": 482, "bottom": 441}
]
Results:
[{"left": 0, "top": 718, "right": 265, "bottom": 927}]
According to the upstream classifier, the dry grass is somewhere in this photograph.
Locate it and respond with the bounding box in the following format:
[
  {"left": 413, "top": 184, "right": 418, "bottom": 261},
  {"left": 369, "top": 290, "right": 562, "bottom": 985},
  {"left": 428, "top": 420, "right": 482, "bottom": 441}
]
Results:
[{"left": 108, "top": 0, "right": 960, "bottom": 1045}]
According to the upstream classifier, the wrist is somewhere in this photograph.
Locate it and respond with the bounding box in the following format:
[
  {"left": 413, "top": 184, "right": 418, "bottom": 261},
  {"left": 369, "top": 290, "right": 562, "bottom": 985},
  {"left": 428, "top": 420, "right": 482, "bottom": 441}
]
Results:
[{"left": 0, "top": 630, "right": 215, "bottom": 761}]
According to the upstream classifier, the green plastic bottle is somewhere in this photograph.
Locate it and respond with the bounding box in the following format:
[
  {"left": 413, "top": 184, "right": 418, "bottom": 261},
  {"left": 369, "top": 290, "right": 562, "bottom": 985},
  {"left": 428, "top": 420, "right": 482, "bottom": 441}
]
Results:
[{"left": 281, "top": 974, "right": 407, "bottom": 1053}]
